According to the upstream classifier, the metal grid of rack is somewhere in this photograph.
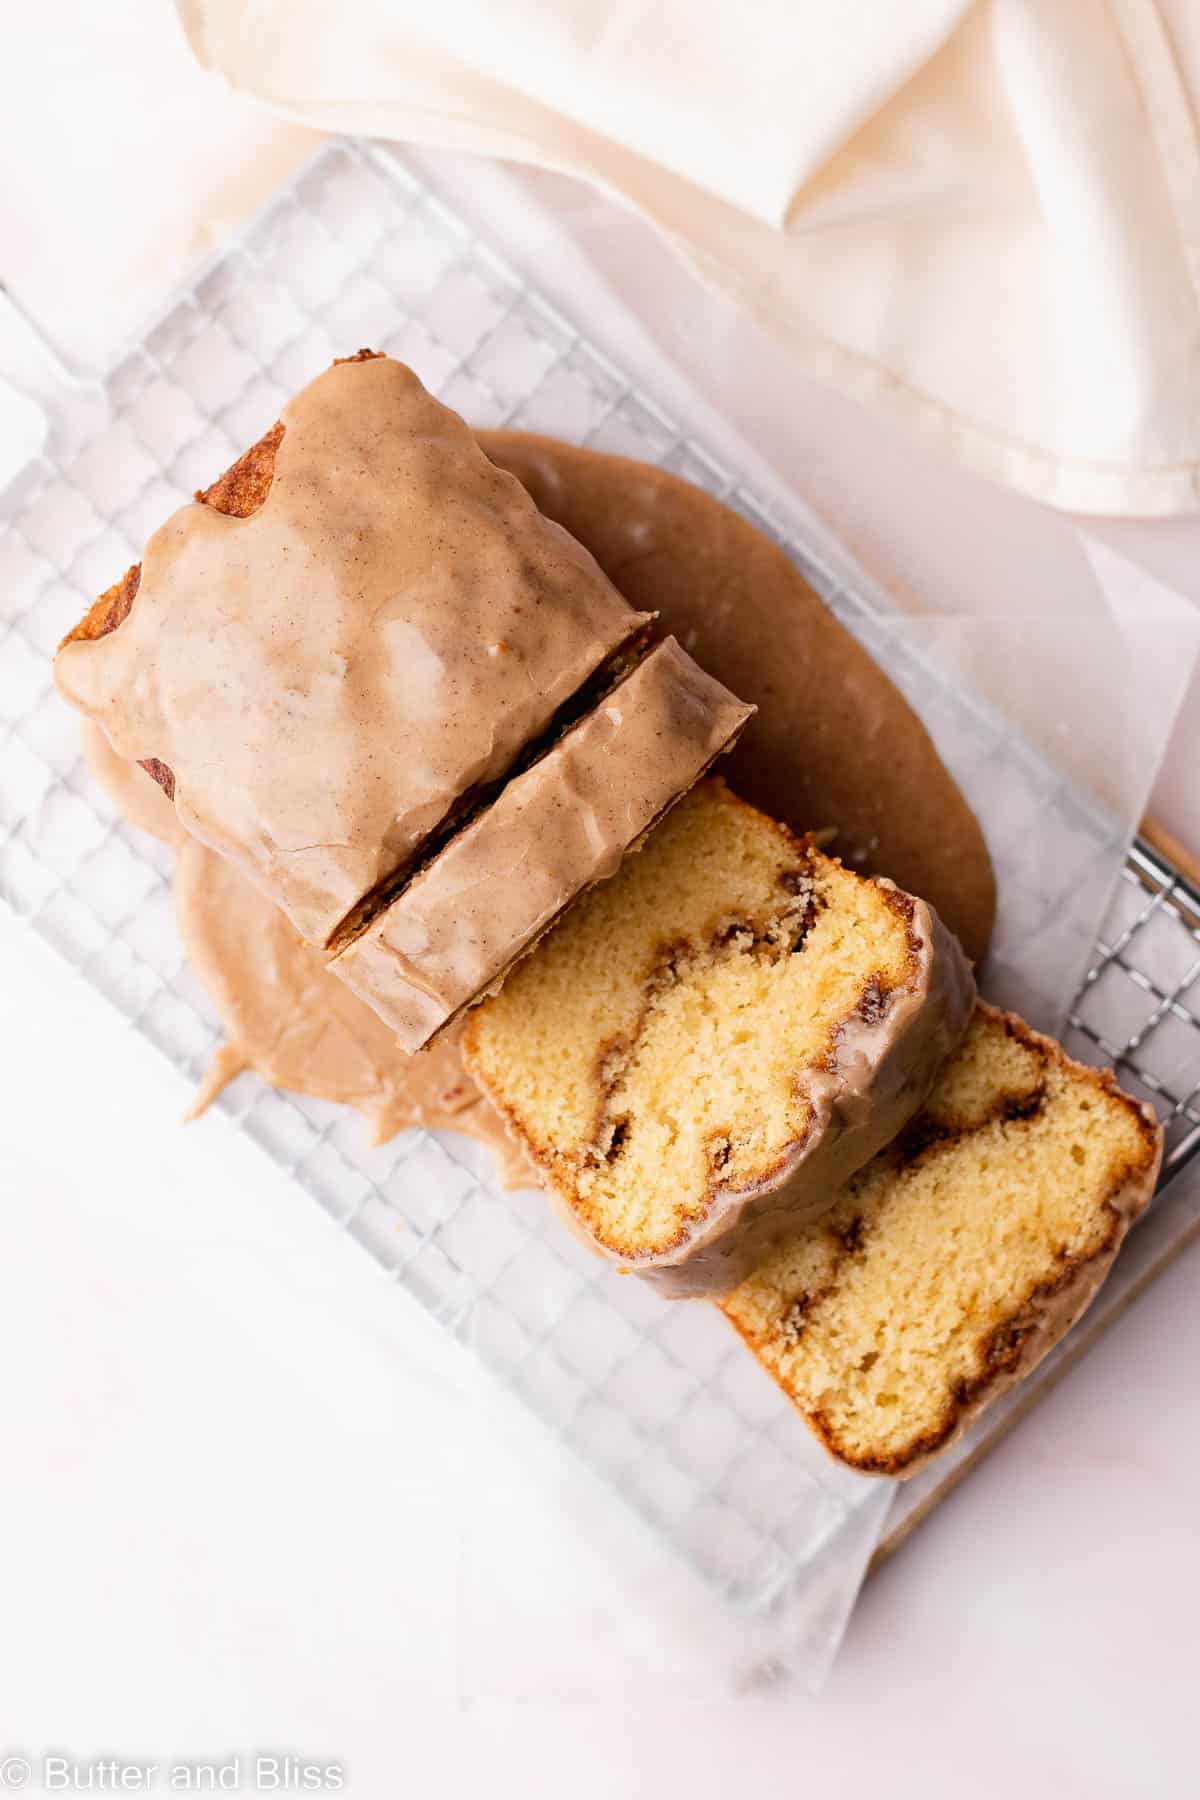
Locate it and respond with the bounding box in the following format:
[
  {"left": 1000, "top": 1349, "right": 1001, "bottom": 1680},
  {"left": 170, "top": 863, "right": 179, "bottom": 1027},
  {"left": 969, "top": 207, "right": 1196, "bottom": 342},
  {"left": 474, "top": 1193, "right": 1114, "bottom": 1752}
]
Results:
[
  {"left": 2, "top": 138, "right": 1197, "bottom": 1663},
  {"left": 1065, "top": 841, "right": 1200, "bottom": 1175}
]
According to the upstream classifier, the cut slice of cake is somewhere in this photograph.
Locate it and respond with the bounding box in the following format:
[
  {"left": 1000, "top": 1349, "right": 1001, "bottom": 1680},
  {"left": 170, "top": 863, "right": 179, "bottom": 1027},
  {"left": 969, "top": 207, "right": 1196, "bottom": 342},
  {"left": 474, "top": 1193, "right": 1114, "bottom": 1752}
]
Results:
[
  {"left": 332, "top": 637, "right": 753, "bottom": 1051},
  {"left": 463, "top": 780, "right": 976, "bottom": 1297},
  {"left": 721, "top": 1003, "right": 1163, "bottom": 1476},
  {"left": 54, "top": 351, "right": 649, "bottom": 946}
]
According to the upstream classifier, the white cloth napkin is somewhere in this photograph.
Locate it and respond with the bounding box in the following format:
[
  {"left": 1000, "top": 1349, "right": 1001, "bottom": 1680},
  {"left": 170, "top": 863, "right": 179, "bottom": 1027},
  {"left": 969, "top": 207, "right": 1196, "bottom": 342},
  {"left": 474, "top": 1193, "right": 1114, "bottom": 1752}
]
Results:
[{"left": 178, "top": 0, "right": 1200, "bottom": 514}]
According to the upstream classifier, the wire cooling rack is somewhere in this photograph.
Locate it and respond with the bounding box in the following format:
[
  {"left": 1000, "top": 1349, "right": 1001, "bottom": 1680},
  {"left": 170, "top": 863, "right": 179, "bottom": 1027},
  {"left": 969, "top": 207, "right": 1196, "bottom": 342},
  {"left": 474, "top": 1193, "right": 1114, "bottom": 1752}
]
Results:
[
  {"left": 2, "top": 137, "right": 1198, "bottom": 1675},
  {"left": 1066, "top": 841, "right": 1200, "bottom": 1174}
]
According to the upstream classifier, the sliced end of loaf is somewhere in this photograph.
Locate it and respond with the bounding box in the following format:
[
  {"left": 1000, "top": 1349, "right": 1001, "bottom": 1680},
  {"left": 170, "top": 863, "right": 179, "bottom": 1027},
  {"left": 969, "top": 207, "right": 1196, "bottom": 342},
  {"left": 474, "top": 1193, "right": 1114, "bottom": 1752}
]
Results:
[
  {"left": 464, "top": 779, "right": 974, "bottom": 1292},
  {"left": 722, "top": 1002, "right": 1163, "bottom": 1475}
]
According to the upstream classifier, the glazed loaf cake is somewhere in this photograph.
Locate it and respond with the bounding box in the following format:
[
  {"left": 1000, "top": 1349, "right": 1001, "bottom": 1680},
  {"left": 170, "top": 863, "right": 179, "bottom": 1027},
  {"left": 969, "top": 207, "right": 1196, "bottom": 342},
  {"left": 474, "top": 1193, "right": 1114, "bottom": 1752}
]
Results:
[
  {"left": 55, "top": 352, "right": 650, "bottom": 947},
  {"left": 463, "top": 780, "right": 976, "bottom": 1296},
  {"left": 333, "top": 637, "right": 752, "bottom": 1051},
  {"left": 722, "top": 1003, "right": 1163, "bottom": 1475}
]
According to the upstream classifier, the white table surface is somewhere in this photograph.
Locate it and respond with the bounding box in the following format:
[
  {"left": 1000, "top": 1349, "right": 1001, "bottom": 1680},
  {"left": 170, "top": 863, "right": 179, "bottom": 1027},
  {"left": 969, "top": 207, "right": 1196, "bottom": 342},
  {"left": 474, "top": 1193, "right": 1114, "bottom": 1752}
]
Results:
[{"left": 2, "top": 5, "right": 1199, "bottom": 1795}]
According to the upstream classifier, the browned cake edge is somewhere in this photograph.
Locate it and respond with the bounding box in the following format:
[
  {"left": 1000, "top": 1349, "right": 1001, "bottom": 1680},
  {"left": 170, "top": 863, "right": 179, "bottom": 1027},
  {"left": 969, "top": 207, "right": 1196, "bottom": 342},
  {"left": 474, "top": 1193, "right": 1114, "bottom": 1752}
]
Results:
[
  {"left": 464, "top": 782, "right": 977, "bottom": 1297},
  {"left": 721, "top": 1001, "right": 1165, "bottom": 1477}
]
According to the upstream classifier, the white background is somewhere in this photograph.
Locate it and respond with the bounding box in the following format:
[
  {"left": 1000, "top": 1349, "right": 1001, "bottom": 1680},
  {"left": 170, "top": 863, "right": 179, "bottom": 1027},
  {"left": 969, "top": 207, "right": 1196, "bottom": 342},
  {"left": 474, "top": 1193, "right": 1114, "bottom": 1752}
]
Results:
[{"left": 2, "top": 4, "right": 1199, "bottom": 1795}]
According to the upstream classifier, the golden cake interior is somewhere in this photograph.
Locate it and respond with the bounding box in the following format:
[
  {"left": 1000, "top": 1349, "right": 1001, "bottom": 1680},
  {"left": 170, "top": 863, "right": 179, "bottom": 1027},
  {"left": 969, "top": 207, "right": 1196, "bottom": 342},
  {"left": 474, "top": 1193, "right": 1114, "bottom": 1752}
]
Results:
[
  {"left": 464, "top": 779, "right": 923, "bottom": 1261},
  {"left": 722, "top": 1006, "right": 1161, "bottom": 1473}
]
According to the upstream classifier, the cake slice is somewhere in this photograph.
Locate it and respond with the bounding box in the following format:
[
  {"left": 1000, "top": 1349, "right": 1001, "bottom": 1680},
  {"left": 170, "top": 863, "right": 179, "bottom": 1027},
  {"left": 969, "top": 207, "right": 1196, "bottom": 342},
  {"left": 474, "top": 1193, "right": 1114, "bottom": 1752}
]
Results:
[
  {"left": 54, "top": 352, "right": 649, "bottom": 946},
  {"left": 463, "top": 780, "right": 976, "bottom": 1296},
  {"left": 332, "top": 637, "right": 753, "bottom": 1051},
  {"left": 722, "top": 1003, "right": 1163, "bottom": 1475}
]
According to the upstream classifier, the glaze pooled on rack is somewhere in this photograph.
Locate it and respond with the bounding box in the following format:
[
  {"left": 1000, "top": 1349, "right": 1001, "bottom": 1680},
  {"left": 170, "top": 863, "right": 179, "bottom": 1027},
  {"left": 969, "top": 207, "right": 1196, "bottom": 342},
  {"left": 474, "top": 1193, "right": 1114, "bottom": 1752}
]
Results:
[
  {"left": 177, "top": 836, "right": 533, "bottom": 1185},
  {"left": 80, "top": 718, "right": 528, "bottom": 1170},
  {"left": 479, "top": 432, "right": 996, "bottom": 967}
]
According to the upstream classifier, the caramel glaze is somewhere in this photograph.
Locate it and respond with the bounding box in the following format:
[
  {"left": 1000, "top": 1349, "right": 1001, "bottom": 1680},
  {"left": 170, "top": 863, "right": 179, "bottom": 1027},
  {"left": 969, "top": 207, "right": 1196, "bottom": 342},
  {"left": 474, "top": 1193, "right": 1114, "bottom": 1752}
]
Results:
[
  {"left": 82, "top": 432, "right": 994, "bottom": 1190},
  {"left": 80, "top": 719, "right": 530, "bottom": 1187},
  {"left": 57, "top": 357, "right": 647, "bottom": 948},
  {"left": 79, "top": 720, "right": 187, "bottom": 849},
  {"left": 333, "top": 636, "right": 752, "bottom": 1050},
  {"left": 478, "top": 433, "right": 996, "bottom": 968},
  {"left": 174, "top": 838, "right": 533, "bottom": 1186}
]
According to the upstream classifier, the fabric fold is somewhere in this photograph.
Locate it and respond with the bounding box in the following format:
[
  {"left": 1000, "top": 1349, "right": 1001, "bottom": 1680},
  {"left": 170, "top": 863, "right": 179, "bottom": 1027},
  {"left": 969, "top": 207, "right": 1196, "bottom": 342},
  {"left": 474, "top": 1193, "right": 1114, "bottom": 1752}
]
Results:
[{"left": 178, "top": 0, "right": 1200, "bottom": 514}]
